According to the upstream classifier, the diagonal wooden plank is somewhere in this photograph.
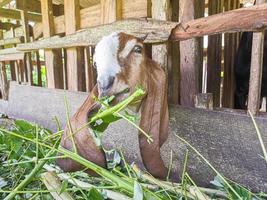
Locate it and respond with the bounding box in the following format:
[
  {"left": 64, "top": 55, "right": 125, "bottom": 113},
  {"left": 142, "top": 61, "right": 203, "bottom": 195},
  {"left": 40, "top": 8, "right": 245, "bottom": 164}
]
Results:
[{"left": 0, "top": 0, "right": 12, "bottom": 7}]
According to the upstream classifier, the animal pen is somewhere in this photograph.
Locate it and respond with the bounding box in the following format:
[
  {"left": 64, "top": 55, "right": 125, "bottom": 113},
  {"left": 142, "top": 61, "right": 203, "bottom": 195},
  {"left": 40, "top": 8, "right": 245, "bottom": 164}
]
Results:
[{"left": 0, "top": 0, "right": 266, "bottom": 193}]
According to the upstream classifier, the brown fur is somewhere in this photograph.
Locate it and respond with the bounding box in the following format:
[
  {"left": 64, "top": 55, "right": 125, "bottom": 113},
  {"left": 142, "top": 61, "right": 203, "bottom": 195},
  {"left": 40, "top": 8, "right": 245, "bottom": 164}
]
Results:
[{"left": 57, "top": 33, "right": 169, "bottom": 179}]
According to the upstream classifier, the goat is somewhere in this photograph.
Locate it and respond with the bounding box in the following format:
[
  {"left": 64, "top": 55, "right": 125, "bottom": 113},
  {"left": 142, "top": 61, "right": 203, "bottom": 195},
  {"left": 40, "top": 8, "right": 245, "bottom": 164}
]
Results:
[
  {"left": 234, "top": 32, "right": 267, "bottom": 109},
  {"left": 57, "top": 32, "right": 169, "bottom": 179}
]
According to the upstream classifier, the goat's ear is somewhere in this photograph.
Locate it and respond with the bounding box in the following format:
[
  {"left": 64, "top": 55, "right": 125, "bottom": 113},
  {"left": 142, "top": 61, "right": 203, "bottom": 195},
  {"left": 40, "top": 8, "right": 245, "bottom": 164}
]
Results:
[
  {"left": 139, "top": 60, "right": 169, "bottom": 179},
  {"left": 57, "top": 85, "right": 106, "bottom": 174}
]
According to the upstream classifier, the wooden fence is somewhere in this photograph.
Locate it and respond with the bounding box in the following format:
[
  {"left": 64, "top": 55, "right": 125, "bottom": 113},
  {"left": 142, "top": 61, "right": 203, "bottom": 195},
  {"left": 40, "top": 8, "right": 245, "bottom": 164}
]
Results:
[{"left": 0, "top": 0, "right": 266, "bottom": 115}]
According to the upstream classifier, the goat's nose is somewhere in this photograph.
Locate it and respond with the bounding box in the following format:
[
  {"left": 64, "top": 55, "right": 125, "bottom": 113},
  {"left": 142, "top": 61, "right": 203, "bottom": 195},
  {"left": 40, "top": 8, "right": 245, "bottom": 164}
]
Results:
[{"left": 98, "top": 76, "right": 115, "bottom": 96}]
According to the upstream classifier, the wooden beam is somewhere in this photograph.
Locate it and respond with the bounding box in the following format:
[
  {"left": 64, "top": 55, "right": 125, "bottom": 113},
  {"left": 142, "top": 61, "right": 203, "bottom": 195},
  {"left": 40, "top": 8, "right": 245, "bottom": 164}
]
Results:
[
  {"left": 41, "top": 0, "right": 64, "bottom": 89},
  {"left": 64, "top": 0, "right": 85, "bottom": 91},
  {"left": 222, "top": 0, "right": 240, "bottom": 108},
  {"left": 0, "top": 31, "right": 8, "bottom": 100},
  {"left": 170, "top": 3, "right": 267, "bottom": 41},
  {"left": 20, "top": 5, "right": 33, "bottom": 85},
  {"left": 0, "top": 0, "right": 11, "bottom": 7},
  {"left": 17, "top": 19, "right": 177, "bottom": 51},
  {"left": 17, "top": 0, "right": 64, "bottom": 16},
  {"left": 151, "top": 0, "right": 171, "bottom": 71},
  {"left": 168, "top": 0, "right": 180, "bottom": 105},
  {"left": 0, "top": 21, "right": 20, "bottom": 30},
  {"left": 179, "top": 0, "right": 201, "bottom": 107},
  {"left": 248, "top": 0, "right": 266, "bottom": 115},
  {"left": 207, "top": 0, "right": 223, "bottom": 107},
  {"left": 100, "top": 0, "right": 122, "bottom": 24},
  {"left": 32, "top": 1, "right": 149, "bottom": 39},
  {"left": 0, "top": 37, "right": 23, "bottom": 46},
  {"left": 0, "top": 8, "right": 42, "bottom": 22}
]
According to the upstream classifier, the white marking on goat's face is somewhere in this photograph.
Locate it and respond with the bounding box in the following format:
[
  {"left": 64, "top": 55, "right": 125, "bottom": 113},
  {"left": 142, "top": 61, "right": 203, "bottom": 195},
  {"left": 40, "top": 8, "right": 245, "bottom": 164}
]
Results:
[{"left": 93, "top": 32, "right": 120, "bottom": 92}]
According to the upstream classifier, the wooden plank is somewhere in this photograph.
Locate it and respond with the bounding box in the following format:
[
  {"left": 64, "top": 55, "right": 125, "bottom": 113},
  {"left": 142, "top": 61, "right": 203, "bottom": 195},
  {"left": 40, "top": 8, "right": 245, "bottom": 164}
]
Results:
[
  {"left": 41, "top": 0, "right": 64, "bottom": 89},
  {"left": 0, "top": 37, "right": 23, "bottom": 46},
  {"left": 35, "top": 51, "right": 42, "bottom": 87},
  {"left": 151, "top": 0, "right": 171, "bottom": 74},
  {"left": 100, "top": 0, "right": 122, "bottom": 24},
  {"left": 222, "top": 0, "right": 240, "bottom": 108},
  {"left": 194, "top": 93, "right": 213, "bottom": 110},
  {"left": 64, "top": 0, "right": 85, "bottom": 91},
  {"left": 0, "top": 8, "right": 42, "bottom": 22},
  {"left": 84, "top": 47, "right": 96, "bottom": 92},
  {"left": 18, "top": 19, "right": 178, "bottom": 51},
  {"left": 0, "top": 21, "right": 20, "bottom": 30},
  {"left": 168, "top": 0, "right": 179, "bottom": 105},
  {"left": 32, "top": 1, "right": 149, "bottom": 39},
  {"left": 17, "top": 0, "right": 63, "bottom": 16},
  {"left": 179, "top": 0, "right": 201, "bottom": 106},
  {"left": 248, "top": 0, "right": 266, "bottom": 115},
  {"left": 207, "top": 0, "right": 223, "bottom": 107},
  {"left": 20, "top": 7, "right": 33, "bottom": 85},
  {"left": 170, "top": 3, "right": 267, "bottom": 41},
  {"left": 0, "top": 0, "right": 11, "bottom": 7},
  {"left": 0, "top": 31, "right": 8, "bottom": 101},
  {"left": 0, "top": 53, "right": 24, "bottom": 61}
]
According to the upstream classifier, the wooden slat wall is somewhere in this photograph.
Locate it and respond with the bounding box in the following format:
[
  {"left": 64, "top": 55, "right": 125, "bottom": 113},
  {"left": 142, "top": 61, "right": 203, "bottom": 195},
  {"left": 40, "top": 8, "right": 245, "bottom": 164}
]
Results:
[
  {"left": 207, "top": 0, "right": 223, "bottom": 107},
  {"left": 222, "top": 0, "right": 240, "bottom": 108}
]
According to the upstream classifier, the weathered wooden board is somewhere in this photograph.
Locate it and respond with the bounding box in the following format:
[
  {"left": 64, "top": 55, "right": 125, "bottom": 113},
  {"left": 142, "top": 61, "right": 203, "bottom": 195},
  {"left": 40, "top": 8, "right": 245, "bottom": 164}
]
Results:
[
  {"left": 0, "top": 82, "right": 266, "bottom": 192},
  {"left": 32, "top": 0, "right": 149, "bottom": 39},
  {"left": 0, "top": 8, "right": 42, "bottom": 22}
]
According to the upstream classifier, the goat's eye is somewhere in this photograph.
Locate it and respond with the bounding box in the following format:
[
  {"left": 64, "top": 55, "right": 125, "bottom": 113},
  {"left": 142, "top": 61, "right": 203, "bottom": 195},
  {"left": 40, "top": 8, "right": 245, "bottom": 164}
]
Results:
[
  {"left": 133, "top": 45, "right": 142, "bottom": 54},
  {"left": 93, "top": 62, "right": 97, "bottom": 69}
]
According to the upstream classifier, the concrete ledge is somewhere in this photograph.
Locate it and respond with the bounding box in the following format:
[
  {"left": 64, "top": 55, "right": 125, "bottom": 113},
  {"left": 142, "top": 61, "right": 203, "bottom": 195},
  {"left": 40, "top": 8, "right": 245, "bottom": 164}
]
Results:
[{"left": 1, "top": 82, "right": 266, "bottom": 192}]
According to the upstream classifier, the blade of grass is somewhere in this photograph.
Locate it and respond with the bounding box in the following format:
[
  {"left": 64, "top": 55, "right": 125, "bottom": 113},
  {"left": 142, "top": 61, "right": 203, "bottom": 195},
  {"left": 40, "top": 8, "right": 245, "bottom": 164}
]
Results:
[
  {"left": 174, "top": 134, "right": 243, "bottom": 200},
  {"left": 248, "top": 110, "right": 267, "bottom": 162}
]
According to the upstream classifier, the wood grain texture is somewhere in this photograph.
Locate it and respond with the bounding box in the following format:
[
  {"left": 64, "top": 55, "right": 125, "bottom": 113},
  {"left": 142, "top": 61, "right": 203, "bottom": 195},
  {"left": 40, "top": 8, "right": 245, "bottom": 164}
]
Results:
[
  {"left": 179, "top": 0, "right": 201, "bottom": 106},
  {"left": 20, "top": 7, "right": 33, "bottom": 85},
  {"left": 247, "top": 0, "right": 267, "bottom": 115},
  {"left": 170, "top": 3, "right": 267, "bottom": 41},
  {"left": 222, "top": 0, "right": 240, "bottom": 108},
  {"left": 207, "top": 0, "right": 223, "bottom": 107},
  {"left": 41, "top": 0, "right": 64, "bottom": 89},
  {"left": 64, "top": 0, "right": 85, "bottom": 91},
  {"left": 18, "top": 19, "right": 178, "bottom": 51},
  {"left": 0, "top": 8, "right": 42, "bottom": 22}
]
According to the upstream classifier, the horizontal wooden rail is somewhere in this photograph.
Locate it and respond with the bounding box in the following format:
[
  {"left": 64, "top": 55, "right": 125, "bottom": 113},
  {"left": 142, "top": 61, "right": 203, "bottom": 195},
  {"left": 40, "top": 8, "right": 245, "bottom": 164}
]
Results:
[
  {"left": 16, "top": 4, "right": 267, "bottom": 51},
  {"left": 0, "top": 8, "right": 42, "bottom": 22},
  {"left": 170, "top": 3, "right": 267, "bottom": 41},
  {"left": 17, "top": 19, "right": 177, "bottom": 51},
  {"left": 0, "top": 37, "right": 24, "bottom": 46}
]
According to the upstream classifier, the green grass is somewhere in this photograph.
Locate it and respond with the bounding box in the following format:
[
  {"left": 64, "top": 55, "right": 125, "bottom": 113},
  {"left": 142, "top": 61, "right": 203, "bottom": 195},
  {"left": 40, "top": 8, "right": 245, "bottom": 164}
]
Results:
[{"left": 0, "top": 88, "right": 266, "bottom": 199}]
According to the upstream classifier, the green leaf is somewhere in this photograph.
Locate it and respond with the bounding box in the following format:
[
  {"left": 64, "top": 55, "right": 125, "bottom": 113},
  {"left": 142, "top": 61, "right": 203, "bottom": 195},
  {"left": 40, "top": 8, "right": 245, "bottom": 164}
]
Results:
[
  {"left": 59, "top": 180, "right": 68, "bottom": 194},
  {"left": 133, "top": 181, "right": 143, "bottom": 200},
  {"left": 87, "top": 188, "right": 104, "bottom": 200}
]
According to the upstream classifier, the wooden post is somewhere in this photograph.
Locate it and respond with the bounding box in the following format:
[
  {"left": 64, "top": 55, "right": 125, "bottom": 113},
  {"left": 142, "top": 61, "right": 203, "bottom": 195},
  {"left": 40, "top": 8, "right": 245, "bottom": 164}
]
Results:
[
  {"left": 247, "top": 0, "right": 266, "bottom": 115},
  {"left": 179, "top": 0, "right": 202, "bottom": 106},
  {"left": 168, "top": 0, "right": 179, "bottom": 104},
  {"left": 84, "top": 47, "right": 96, "bottom": 92},
  {"left": 20, "top": 3, "right": 33, "bottom": 85},
  {"left": 64, "top": 0, "right": 85, "bottom": 91},
  {"left": 100, "top": 0, "right": 122, "bottom": 24},
  {"left": 41, "top": 0, "right": 63, "bottom": 89},
  {"left": 0, "top": 30, "right": 7, "bottom": 100},
  {"left": 207, "top": 0, "right": 223, "bottom": 107},
  {"left": 222, "top": 0, "right": 240, "bottom": 108},
  {"left": 151, "top": 0, "right": 171, "bottom": 72},
  {"left": 194, "top": 93, "right": 213, "bottom": 110},
  {"left": 36, "top": 51, "right": 42, "bottom": 86}
]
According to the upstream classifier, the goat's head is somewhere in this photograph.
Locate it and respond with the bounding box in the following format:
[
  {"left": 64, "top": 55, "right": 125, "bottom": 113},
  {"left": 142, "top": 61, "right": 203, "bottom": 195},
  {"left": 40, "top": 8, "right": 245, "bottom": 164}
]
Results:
[
  {"left": 57, "top": 32, "right": 169, "bottom": 179},
  {"left": 94, "top": 32, "right": 148, "bottom": 104}
]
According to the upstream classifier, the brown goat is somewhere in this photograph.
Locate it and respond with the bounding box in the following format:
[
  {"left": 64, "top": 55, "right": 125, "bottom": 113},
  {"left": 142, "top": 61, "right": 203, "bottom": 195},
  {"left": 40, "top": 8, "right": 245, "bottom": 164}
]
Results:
[{"left": 57, "top": 32, "right": 169, "bottom": 179}]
